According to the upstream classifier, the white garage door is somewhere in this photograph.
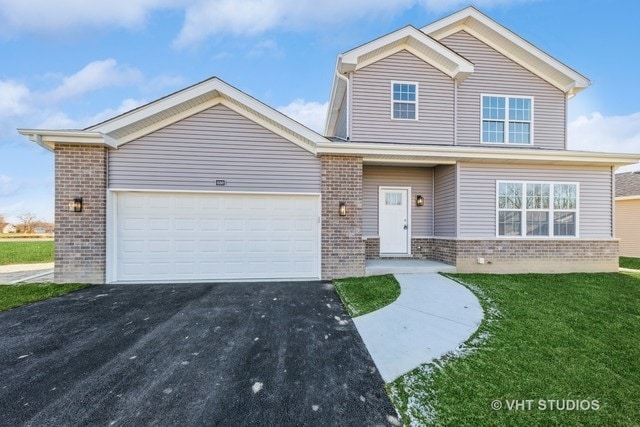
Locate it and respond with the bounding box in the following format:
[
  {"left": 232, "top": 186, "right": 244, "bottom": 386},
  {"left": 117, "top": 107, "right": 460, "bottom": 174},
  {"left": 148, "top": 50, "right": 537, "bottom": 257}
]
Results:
[{"left": 114, "top": 192, "right": 320, "bottom": 282}]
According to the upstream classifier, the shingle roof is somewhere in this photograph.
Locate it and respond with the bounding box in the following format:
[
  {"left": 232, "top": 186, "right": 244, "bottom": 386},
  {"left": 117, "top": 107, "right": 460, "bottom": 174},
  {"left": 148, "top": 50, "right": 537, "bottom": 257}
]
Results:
[{"left": 616, "top": 172, "right": 640, "bottom": 197}]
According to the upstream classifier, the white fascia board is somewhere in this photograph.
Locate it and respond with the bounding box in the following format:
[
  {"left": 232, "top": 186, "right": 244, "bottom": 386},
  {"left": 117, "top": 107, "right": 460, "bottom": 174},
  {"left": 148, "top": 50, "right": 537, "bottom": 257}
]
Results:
[
  {"left": 88, "top": 77, "right": 329, "bottom": 147},
  {"left": 422, "top": 7, "right": 590, "bottom": 94},
  {"left": 315, "top": 142, "right": 640, "bottom": 166},
  {"left": 616, "top": 195, "right": 640, "bottom": 201},
  {"left": 17, "top": 129, "right": 115, "bottom": 151},
  {"left": 339, "top": 25, "right": 473, "bottom": 80}
]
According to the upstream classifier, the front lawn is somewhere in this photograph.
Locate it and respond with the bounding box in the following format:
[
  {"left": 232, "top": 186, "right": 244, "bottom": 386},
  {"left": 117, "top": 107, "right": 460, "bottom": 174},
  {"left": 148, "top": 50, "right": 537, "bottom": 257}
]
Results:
[
  {"left": 388, "top": 273, "right": 640, "bottom": 426},
  {"left": 0, "top": 241, "right": 54, "bottom": 265},
  {"left": 620, "top": 256, "right": 640, "bottom": 270},
  {"left": 0, "top": 283, "right": 88, "bottom": 312},
  {"left": 334, "top": 274, "right": 400, "bottom": 317}
]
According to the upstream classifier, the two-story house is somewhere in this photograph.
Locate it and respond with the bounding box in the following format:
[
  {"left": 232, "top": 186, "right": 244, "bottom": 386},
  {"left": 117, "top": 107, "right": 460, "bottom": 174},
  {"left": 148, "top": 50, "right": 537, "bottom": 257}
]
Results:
[{"left": 19, "top": 7, "right": 638, "bottom": 284}]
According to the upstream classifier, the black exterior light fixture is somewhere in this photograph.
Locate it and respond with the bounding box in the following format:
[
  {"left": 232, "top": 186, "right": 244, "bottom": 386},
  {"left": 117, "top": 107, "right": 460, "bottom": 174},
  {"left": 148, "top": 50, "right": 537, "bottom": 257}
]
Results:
[
  {"left": 339, "top": 202, "right": 347, "bottom": 216},
  {"left": 70, "top": 197, "right": 83, "bottom": 213},
  {"left": 416, "top": 195, "right": 425, "bottom": 207}
]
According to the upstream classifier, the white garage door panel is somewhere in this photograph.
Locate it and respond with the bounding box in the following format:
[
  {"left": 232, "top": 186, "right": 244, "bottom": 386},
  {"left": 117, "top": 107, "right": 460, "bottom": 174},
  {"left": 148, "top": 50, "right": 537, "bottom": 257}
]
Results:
[{"left": 115, "top": 192, "right": 320, "bottom": 282}]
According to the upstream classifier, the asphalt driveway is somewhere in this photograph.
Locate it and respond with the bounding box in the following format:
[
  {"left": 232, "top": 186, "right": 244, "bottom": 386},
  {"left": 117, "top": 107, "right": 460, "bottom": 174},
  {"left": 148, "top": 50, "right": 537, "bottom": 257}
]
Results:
[{"left": 0, "top": 282, "right": 398, "bottom": 426}]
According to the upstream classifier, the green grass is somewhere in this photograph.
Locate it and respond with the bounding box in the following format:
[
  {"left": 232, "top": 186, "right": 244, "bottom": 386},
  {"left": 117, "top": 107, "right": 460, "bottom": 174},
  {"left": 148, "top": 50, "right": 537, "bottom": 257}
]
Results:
[
  {"left": 0, "top": 283, "right": 88, "bottom": 312},
  {"left": 388, "top": 273, "right": 640, "bottom": 426},
  {"left": 620, "top": 256, "right": 640, "bottom": 270},
  {"left": 0, "top": 241, "right": 54, "bottom": 265},
  {"left": 334, "top": 274, "right": 401, "bottom": 317}
]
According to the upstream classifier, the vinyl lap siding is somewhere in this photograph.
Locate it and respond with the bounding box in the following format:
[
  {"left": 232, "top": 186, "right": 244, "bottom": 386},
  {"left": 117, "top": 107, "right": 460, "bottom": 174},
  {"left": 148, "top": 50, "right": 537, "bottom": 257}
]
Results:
[
  {"left": 108, "top": 105, "right": 321, "bottom": 193},
  {"left": 440, "top": 31, "right": 566, "bottom": 149},
  {"left": 458, "top": 163, "right": 613, "bottom": 238},
  {"left": 351, "top": 50, "right": 454, "bottom": 144},
  {"left": 362, "top": 166, "right": 433, "bottom": 236},
  {"left": 616, "top": 199, "right": 640, "bottom": 257},
  {"left": 434, "top": 165, "right": 456, "bottom": 237}
]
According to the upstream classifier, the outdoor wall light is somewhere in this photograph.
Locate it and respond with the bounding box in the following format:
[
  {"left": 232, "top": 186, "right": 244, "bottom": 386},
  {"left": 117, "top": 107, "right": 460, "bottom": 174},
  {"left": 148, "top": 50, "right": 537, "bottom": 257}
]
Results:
[
  {"left": 69, "top": 197, "right": 83, "bottom": 213},
  {"left": 416, "top": 195, "right": 425, "bottom": 207},
  {"left": 339, "top": 202, "right": 347, "bottom": 216}
]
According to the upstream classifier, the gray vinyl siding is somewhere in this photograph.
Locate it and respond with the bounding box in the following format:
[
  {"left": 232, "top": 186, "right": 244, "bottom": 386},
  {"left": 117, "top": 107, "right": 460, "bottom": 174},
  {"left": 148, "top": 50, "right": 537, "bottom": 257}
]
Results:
[
  {"left": 362, "top": 166, "right": 433, "bottom": 236},
  {"left": 434, "top": 165, "right": 457, "bottom": 237},
  {"left": 441, "top": 31, "right": 566, "bottom": 150},
  {"left": 335, "top": 95, "right": 348, "bottom": 139},
  {"left": 109, "top": 105, "right": 321, "bottom": 192},
  {"left": 458, "top": 163, "right": 613, "bottom": 238},
  {"left": 351, "top": 50, "right": 454, "bottom": 144}
]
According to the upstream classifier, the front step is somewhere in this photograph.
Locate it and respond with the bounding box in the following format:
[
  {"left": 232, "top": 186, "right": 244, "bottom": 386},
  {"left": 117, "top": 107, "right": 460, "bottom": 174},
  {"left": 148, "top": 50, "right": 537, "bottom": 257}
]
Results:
[{"left": 365, "top": 259, "right": 457, "bottom": 276}]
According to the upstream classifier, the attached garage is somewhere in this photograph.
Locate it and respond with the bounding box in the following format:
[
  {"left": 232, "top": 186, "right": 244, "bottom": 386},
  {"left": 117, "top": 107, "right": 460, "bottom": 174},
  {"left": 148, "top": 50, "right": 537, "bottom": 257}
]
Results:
[{"left": 112, "top": 192, "right": 320, "bottom": 282}]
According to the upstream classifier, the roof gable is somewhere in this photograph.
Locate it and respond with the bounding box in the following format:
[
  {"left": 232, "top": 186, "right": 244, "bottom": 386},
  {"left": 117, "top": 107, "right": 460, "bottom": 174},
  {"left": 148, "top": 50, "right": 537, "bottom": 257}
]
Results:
[
  {"left": 20, "top": 77, "right": 328, "bottom": 153},
  {"left": 421, "top": 6, "right": 590, "bottom": 97}
]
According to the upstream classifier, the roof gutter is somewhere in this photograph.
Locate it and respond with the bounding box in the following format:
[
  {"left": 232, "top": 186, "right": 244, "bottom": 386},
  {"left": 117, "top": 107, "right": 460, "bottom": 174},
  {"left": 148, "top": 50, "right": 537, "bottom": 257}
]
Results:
[{"left": 17, "top": 129, "right": 118, "bottom": 151}]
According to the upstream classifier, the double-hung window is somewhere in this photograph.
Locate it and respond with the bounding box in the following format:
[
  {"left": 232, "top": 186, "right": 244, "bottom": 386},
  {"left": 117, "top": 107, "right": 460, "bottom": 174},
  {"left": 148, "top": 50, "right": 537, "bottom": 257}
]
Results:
[
  {"left": 482, "top": 95, "right": 533, "bottom": 144},
  {"left": 392, "top": 82, "right": 418, "bottom": 120},
  {"left": 497, "top": 181, "right": 578, "bottom": 237}
]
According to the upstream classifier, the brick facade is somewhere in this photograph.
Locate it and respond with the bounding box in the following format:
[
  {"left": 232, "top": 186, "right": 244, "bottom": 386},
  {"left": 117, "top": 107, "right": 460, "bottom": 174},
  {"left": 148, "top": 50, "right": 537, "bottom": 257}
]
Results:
[
  {"left": 321, "top": 155, "right": 365, "bottom": 279},
  {"left": 455, "top": 239, "right": 619, "bottom": 273},
  {"left": 54, "top": 144, "right": 108, "bottom": 284}
]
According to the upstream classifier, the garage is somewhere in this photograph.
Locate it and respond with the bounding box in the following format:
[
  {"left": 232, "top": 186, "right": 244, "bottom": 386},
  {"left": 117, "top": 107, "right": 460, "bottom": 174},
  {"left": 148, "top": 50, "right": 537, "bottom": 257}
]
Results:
[{"left": 112, "top": 192, "right": 320, "bottom": 282}]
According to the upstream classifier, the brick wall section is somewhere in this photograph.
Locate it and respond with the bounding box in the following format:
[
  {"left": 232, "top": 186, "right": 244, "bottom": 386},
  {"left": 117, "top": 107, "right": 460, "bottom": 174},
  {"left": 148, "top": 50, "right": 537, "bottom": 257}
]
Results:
[
  {"left": 430, "top": 238, "right": 457, "bottom": 265},
  {"left": 55, "top": 144, "right": 108, "bottom": 284},
  {"left": 364, "top": 238, "right": 380, "bottom": 259},
  {"left": 456, "top": 239, "right": 619, "bottom": 273},
  {"left": 321, "top": 156, "right": 365, "bottom": 279}
]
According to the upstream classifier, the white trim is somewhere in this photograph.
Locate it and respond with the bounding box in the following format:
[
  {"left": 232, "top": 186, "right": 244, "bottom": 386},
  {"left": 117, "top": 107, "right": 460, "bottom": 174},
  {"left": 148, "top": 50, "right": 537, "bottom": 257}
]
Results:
[
  {"left": 421, "top": 7, "right": 590, "bottom": 96},
  {"left": 390, "top": 81, "right": 419, "bottom": 121},
  {"left": 107, "top": 188, "right": 321, "bottom": 196},
  {"left": 480, "top": 94, "right": 534, "bottom": 145},
  {"left": 455, "top": 162, "right": 460, "bottom": 237},
  {"left": 495, "top": 180, "right": 580, "bottom": 238},
  {"left": 315, "top": 142, "right": 640, "bottom": 167},
  {"left": 378, "top": 186, "right": 412, "bottom": 255},
  {"left": 616, "top": 195, "right": 640, "bottom": 201},
  {"left": 107, "top": 190, "right": 322, "bottom": 284}
]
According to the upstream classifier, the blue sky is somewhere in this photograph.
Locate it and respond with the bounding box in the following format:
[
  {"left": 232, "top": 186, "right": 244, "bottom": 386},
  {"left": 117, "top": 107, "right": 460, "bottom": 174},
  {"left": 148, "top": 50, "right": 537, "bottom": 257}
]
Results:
[{"left": 1, "top": 0, "right": 639, "bottom": 223}]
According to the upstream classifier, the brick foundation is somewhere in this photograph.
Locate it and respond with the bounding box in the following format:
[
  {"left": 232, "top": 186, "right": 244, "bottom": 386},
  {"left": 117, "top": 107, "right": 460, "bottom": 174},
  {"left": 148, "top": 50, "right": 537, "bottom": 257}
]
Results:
[
  {"left": 54, "top": 144, "right": 107, "bottom": 284},
  {"left": 321, "top": 155, "right": 365, "bottom": 279},
  {"left": 456, "top": 239, "right": 619, "bottom": 273}
]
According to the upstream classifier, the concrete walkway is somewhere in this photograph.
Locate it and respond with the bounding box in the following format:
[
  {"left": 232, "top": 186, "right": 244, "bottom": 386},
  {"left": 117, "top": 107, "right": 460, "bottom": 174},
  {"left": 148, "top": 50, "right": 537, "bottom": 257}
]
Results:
[
  {"left": 0, "top": 263, "right": 54, "bottom": 284},
  {"left": 353, "top": 273, "right": 483, "bottom": 383}
]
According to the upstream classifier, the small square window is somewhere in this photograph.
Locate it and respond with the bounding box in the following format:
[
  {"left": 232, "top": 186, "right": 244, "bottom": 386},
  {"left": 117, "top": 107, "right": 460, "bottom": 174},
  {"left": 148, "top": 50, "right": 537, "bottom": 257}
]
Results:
[{"left": 392, "top": 82, "right": 417, "bottom": 120}]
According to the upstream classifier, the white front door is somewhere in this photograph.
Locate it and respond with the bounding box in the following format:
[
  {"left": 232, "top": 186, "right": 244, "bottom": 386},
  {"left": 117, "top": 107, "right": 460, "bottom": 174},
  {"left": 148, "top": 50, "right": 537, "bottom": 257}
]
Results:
[{"left": 379, "top": 187, "right": 410, "bottom": 254}]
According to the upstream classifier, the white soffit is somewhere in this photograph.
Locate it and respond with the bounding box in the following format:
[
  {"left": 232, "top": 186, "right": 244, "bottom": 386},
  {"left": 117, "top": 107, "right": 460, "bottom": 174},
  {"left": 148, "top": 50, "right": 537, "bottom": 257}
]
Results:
[
  {"left": 339, "top": 25, "right": 474, "bottom": 80},
  {"left": 421, "top": 7, "right": 590, "bottom": 96}
]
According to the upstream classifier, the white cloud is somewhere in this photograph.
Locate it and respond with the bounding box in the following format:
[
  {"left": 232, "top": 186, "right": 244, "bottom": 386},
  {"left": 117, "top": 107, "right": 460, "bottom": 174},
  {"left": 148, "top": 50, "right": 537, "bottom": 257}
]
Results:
[
  {"left": 45, "top": 59, "right": 143, "bottom": 102},
  {"left": 568, "top": 112, "right": 640, "bottom": 154},
  {"left": 0, "top": 80, "right": 31, "bottom": 116},
  {"left": 0, "top": 0, "right": 184, "bottom": 37},
  {"left": 568, "top": 111, "right": 640, "bottom": 172},
  {"left": 173, "top": 0, "right": 414, "bottom": 47},
  {"left": 0, "top": 175, "right": 19, "bottom": 197},
  {"left": 277, "top": 99, "right": 328, "bottom": 133}
]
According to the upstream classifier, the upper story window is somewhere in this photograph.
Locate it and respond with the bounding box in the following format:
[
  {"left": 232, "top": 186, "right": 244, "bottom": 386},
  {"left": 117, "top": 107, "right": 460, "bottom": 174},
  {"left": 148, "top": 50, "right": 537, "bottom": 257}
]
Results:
[
  {"left": 482, "top": 95, "right": 533, "bottom": 144},
  {"left": 391, "top": 82, "right": 418, "bottom": 120},
  {"left": 497, "top": 181, "right": 578, "bottom": 237}
]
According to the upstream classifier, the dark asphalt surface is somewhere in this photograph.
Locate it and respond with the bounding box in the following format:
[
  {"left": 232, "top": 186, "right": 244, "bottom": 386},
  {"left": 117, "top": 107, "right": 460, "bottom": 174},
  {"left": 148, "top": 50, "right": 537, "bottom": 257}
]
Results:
[{"left": 0, "top": 282, "right": 399, "bottom": 426}]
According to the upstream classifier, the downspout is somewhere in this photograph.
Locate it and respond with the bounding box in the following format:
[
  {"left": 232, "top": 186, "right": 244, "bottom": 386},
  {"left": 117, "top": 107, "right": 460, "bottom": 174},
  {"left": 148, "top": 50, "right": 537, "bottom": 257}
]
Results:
[
  {"left": 611, "top": 166, "right": 616, "bottom": 239},
  {"left": 453, "top": 80, "right": 458, "bottom": 146},
  {"left": 335, "top": 70, "right": 350, "bottom": 140}
]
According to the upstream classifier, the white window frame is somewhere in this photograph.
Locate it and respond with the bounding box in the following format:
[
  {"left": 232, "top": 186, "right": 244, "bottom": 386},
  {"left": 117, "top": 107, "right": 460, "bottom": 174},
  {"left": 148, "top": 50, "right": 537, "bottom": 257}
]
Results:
[
  {"left": 481, "top": 94, "right": 534, "bottom": 145},
  {"left": 495, "top": 181, "right": 580, "bottom": 238},
  {"left": 391, "top": 81, "right": 419, "bottom": 121}
]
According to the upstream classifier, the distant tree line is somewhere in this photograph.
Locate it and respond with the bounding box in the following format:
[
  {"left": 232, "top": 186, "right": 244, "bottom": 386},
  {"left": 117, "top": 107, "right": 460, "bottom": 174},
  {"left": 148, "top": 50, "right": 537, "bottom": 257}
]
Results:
[{"left": 0, "top": 212, "right": 54, "bottom": 234}]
